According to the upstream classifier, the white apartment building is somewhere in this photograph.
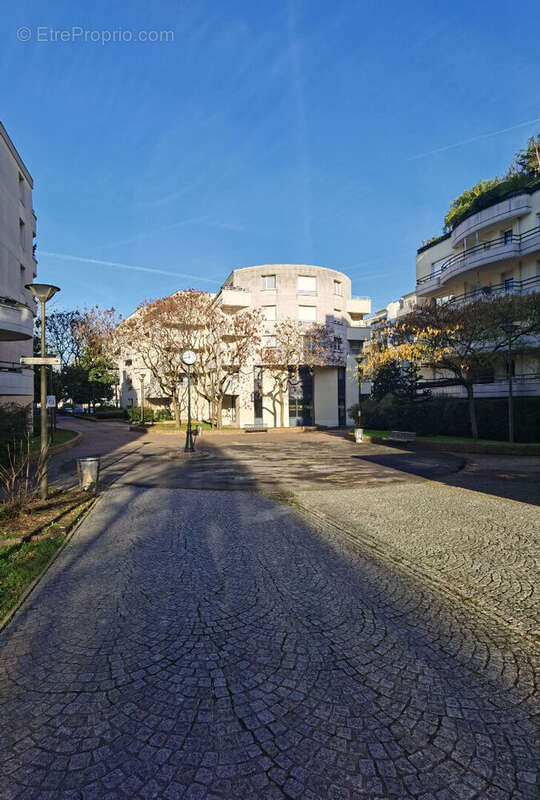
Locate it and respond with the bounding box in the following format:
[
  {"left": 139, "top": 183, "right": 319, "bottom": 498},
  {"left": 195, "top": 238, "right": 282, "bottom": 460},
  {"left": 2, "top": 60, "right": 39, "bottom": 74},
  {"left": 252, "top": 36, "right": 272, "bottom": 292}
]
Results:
[
  {"left": 415, "top": 184, "right": 540, "bottom": 397},
  {"left": 119, "top": 264, "right": 371, "bottom": 427},
  {"left": 0, "top": 122, "right": 36, "bottom": 407}
]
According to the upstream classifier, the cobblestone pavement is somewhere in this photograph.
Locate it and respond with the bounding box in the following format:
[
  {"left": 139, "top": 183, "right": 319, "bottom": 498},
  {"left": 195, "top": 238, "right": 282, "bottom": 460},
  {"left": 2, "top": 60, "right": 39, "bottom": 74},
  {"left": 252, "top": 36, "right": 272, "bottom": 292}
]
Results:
[
  {"left": 0, "top": 487, "right": 537, "bottom": 799},
  {"left": 295, "top": 480, "right": 540, "bottom": 642}
]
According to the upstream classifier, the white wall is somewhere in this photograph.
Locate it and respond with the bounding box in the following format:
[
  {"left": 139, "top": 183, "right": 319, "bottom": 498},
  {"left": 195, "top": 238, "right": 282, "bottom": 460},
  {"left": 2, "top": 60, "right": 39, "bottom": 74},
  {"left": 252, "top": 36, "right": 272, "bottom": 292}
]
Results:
[{"left": 314, "top": 368, "right": 338, "bottom": 427}]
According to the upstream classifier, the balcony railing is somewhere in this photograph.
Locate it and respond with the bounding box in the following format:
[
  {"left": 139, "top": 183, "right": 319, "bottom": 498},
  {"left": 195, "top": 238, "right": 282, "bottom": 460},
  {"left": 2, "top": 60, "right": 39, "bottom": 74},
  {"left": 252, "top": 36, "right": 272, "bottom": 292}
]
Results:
[
  {"left": 421, "top": 372, "right": 540, "bottom": 398},
  {"left": 417, "top": 225, "right": 540, "bottom": 289},
  {"left": 443, "top": 274, "right": 540, "bottom": 306}
]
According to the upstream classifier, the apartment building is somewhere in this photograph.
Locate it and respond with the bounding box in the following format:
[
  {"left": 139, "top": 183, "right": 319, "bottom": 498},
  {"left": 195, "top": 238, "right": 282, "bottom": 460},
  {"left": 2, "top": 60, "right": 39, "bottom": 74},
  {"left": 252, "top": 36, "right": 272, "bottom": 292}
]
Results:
[
  {"left": 119, "top": 264, "right": 371, "bottom": 427},
  {"left": 415, "top": 184, "right": 540, "bottom": 397},
  {"left": 0, "top": 122, "right": 36, "bottom": 407}
]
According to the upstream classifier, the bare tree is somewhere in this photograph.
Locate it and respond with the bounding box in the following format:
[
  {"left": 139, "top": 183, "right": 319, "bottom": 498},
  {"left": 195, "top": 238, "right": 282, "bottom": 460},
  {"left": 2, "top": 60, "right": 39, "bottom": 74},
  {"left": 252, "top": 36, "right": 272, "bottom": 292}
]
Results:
[
  {"left": 114, "top": 291, "right": 209, "bottom": 427},
  {"left": 258, "top": 320, "right": 343, "bottom": 427},
  {"left": 195, "top": 304, "right": 263, "bottom": 428}
]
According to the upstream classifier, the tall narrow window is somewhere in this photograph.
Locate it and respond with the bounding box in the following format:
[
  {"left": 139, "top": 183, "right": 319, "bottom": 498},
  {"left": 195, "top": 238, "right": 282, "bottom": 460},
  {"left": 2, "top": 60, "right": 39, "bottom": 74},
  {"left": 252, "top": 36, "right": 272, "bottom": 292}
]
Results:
[
  {"left": 503, "top": 228, "right": 513, "bottom": 245},
  {"left": 333, "top": 280, "right": 342, "bottom": 296},
  {"left": 18, "top": 174, "right": 25, "bottom": 205},
  {"left": 19, "top": 219, "right": 25, "bottom": 250},
  {"left": 261, "top": 275, "right": 276, "bottom": 290}
]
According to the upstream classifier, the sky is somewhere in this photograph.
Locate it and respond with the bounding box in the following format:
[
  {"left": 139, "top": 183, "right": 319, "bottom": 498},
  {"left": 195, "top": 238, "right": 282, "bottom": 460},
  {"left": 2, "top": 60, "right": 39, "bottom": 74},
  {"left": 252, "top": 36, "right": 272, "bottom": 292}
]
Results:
[{"left": 2, "top": 0, "right": 539, "bottom": 316}]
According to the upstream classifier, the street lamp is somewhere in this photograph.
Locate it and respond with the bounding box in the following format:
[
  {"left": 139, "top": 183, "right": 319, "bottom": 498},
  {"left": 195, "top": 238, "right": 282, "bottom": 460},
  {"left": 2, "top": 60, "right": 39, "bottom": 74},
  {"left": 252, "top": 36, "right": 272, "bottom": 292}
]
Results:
[
  {"left": 501, "top": 321, "right": 518, "bottom": 443},
  {"left": 182, "top": 350, "right": 197, "bottom": 452},
  {"left": 138, "top": 373, "right": 146, "bottom": 425},
  {"left": 25, "top": 282, "right": 61, "bottom": 499}
]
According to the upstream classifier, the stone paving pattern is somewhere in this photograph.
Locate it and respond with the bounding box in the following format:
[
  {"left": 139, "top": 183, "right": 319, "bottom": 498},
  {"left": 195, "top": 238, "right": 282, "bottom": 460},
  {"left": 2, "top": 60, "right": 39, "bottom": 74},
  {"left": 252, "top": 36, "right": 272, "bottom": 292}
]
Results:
[
  {"left": 295, "top": 480, "right": 540, "bottom": 641},
  {"left": 0, "top": 486, "right": 537, "bottom": 799}
]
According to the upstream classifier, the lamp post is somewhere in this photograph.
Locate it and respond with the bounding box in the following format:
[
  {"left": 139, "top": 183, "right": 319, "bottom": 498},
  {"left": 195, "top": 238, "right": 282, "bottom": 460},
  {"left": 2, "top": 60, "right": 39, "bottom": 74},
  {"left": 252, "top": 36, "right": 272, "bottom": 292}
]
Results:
[
  {"left": 138, "top": 373, "right": 146, "bottom": 425},
  {"left": 182, "top": 350, "right": 197, "bottom": 452},
  {"left": 501, "top": 321, "right": 518, "bottom": 443},
  {"left": 25, "top": 282, "right": 60, "bottom": 500}
]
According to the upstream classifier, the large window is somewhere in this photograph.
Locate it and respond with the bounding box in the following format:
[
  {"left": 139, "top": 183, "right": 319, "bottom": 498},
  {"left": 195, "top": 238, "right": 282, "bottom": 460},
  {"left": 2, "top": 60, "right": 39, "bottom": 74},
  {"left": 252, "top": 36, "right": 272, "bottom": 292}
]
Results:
[
  {"left": 298, "top": 275, "right": 317, "bottom": 294},
  {"left": 261, "top": 274, "right": 276, "bottom": 290},
  {"left": 298, "top": 305, "right": 316, "bottom": 322},
  {"left": 263, "top": 305, "right": 276, "bottom": 320}
]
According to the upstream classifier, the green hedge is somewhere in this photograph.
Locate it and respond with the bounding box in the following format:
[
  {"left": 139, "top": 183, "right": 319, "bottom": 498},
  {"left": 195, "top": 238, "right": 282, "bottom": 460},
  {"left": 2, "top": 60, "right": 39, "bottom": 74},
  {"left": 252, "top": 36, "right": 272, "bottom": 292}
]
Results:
[
  {"left": 127, "top": 407, "right": 154, "bottom": 423},
  {"left": 0, "top": 404, "right": 31, "bottom": 465},
  {"left": 350, "top": 395, "right": 540, "bottom": 443},
  {"left": 93, "top": 408, "right": 127, "bottom": 419}
]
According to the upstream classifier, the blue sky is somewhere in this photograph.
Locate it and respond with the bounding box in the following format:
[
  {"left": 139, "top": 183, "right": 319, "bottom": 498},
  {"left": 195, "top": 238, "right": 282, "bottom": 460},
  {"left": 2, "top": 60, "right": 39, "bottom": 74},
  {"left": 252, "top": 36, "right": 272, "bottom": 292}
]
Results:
[{"left": 2, "top": 0, "right": 539, "bottom": 316}]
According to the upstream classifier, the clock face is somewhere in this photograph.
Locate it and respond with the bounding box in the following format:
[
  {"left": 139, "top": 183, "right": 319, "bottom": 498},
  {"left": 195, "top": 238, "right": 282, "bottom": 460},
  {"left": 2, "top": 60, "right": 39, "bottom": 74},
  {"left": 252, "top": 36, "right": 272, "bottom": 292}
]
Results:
[{"left": 182, "top": 349, "right": 197, "bottom": 366}]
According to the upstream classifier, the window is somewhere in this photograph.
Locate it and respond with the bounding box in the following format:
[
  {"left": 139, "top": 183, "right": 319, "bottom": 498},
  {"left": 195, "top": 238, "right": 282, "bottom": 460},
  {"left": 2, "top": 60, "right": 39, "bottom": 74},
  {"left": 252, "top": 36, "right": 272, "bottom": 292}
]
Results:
[
  {"left": 297, "top": 275, "right": 317, "bottom": 294},
  {"left": 298, "top": 305, "right": 316, "bottom": 322},
  {"left": 125, "top": 359, "right": 132, "bottom": 366},
  {"left": 333, "top": 308, "right": 342, "bottom": 324},
  {"left": 333, "top": 280, "right": 342, "bottom": 296},
  {"left": 262, "top": 335, "right": 276, "bottom": 348},
  {"left": 503, "top": 228, "right": 513, "bottom": 245},
  {"left": 261, "top": 274, "right": 276, "bottom": 290},
  {"left": 502, "top": 271, "right": 514, "bottom": 292},
  {"left": 262, "top": 305, "right": 276, "bottom": 320},
  {"left": 537, "top": 213, "right": 540, "bottom": 229},
  {"left": 18, "top": 174, "right": 25, "bottom": 205},
  {"left": 19, "top": 219, "right": 25, "bottom": 250}
]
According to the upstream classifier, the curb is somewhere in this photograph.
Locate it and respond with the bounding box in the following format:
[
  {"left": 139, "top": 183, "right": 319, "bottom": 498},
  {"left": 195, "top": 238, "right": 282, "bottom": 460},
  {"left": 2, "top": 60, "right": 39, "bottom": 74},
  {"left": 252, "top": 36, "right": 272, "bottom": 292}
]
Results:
[
  {"left": 292, "top": 500, "right": 539, "bottom": 655},
  {"left": 0, "top": 494, "right": 99, "bottom": 635},
  {"left": 30, "top": 430, "right": 82, "bottom": 462}
]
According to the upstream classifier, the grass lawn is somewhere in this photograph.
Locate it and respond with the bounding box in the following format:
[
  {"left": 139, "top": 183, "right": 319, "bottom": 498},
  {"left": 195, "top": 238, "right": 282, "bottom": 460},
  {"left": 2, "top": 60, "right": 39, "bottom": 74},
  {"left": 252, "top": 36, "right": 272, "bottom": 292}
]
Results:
[
  {"left": 152, "top": 421, "right": 214, "bottom": 432},
  {"left": 30, "top": 429, "right": 78, "bottom": 452},
  {"left": 360, "top": 429, "right": 538, "bottom": 446},
  {"left": 0, "top": 489, "right": 94, "bottom": 621}
]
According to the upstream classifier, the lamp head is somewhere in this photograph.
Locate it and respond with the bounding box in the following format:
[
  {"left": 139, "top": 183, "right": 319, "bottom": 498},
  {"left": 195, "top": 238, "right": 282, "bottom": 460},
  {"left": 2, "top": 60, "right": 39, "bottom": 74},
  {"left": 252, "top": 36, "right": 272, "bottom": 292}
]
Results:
[{"left": 25, "top": 283, "right": 60, "bottom": 303}]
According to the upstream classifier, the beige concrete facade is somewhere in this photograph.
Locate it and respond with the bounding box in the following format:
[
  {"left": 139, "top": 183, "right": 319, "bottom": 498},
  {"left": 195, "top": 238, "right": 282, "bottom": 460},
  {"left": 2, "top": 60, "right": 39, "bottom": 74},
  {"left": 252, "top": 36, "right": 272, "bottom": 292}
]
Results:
[
  {"left": 119, "top": 264, "right": 372, "bottom": 427},
  {"left": 0, "top": 122, "right": 36, "bottom": 407},
  {"left": 416, "top": 186, "right": 540, "bottom": 397}
]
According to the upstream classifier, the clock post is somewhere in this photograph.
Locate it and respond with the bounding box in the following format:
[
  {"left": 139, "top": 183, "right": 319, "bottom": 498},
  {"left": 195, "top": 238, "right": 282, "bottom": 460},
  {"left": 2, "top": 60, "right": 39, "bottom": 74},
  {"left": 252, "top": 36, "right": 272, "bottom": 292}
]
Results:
[{"left": 181, "top": 350, "right": 197, "bottom": 453}]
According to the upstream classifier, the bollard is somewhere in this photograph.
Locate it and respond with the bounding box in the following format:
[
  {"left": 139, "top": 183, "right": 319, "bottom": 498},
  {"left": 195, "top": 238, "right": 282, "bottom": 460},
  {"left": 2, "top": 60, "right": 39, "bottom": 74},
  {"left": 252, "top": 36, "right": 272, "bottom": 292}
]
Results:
[
  {"left": 77, "top": 457, "right": 101, "bottom": 493},
  {"left": 354, "top": 427, "right": 364, "bottom": 443}
]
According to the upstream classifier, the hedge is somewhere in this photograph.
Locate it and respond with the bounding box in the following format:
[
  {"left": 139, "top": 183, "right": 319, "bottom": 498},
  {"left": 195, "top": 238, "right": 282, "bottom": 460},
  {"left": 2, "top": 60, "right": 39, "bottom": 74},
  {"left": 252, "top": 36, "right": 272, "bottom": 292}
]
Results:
[
  {"left": 0, "top": 404, "right": 30, "bottom": 465},
  {"left": 93, "top": 408, "right": 127, "bottom": 419},
  {"left": 350, "top": 395, "right": 540, "bottom": 443}
]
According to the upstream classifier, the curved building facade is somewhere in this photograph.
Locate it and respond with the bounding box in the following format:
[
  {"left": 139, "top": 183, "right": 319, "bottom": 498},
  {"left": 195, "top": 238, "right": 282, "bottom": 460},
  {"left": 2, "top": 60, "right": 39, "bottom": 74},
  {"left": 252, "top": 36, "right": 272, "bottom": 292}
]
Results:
[{"left": 119, "top": 264, "right": 372, "bottom": 428}]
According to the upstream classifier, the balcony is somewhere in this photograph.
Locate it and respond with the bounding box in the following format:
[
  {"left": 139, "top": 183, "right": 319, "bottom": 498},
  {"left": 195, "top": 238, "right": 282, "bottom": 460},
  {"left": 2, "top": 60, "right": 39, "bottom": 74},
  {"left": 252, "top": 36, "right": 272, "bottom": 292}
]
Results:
[
  {"left": 217, "top": 286, "right": 252, "bottom": 311},
  {"left": 417, "top": 226, "right": 540, "bottom": 294},
  {"left": 451, "top": 193, "right": 532, "bottom": 246},
  {"left": 0, "top": 361, "right": 33, "bottom": 396},
  {"left": 0, "top": 300, "right": 34, "bottom": 341},
  {"left": 346, "top": 326, "right": 371, "bottom": 341},
  {"left": 445, "top": 274, "right": 540, "bottom": 307},
  {"left": 347, "top": 296, "right": 371, "bottom": 317}
]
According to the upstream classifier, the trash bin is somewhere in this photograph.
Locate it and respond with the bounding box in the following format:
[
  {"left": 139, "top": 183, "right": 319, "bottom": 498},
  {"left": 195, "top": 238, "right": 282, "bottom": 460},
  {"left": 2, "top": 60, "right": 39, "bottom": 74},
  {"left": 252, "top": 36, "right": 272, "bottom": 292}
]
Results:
[
  {"left": 354, "top": 427, "right": 364, "bottom": 443},
  {"left": 77, "top": 457, "right": 101, "bottom": 493},
  {"left": 196, "top": 424, "right": 202, "bottom": 437}
]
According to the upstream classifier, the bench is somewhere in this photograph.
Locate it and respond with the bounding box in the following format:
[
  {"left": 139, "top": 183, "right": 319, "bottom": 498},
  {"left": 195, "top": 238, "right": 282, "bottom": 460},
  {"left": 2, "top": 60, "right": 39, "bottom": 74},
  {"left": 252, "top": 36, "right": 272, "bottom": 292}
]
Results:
[
  {"left": 244, "top": 424, "right": 268, "bottom": 433},
  {"left": 389, "top": 430, "right": 416, "bottom": 442}
]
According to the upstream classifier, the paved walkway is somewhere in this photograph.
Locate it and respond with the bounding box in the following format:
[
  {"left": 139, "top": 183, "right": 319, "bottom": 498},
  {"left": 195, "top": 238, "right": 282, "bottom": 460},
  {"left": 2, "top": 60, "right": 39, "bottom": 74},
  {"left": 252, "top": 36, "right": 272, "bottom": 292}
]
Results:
[{"left": 0, "top": 486, "right": 537, "bottom": 799}]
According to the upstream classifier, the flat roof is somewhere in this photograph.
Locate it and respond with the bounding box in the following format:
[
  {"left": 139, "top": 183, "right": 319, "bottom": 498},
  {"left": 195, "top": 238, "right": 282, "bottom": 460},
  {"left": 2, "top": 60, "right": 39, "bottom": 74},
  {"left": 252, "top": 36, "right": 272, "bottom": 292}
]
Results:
[{"left": 0, "top": 121, "right": 33, "bottom": 187}]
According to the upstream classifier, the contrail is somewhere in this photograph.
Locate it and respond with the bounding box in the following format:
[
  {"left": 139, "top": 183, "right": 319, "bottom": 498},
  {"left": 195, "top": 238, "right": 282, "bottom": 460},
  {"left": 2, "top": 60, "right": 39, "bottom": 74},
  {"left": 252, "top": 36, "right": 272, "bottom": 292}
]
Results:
[
  {"left": 407, "top": 117, "right": 540, "bottom": 161},
  {"left": 38, "top": 251, "right": 221, "bottom": 285}
]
